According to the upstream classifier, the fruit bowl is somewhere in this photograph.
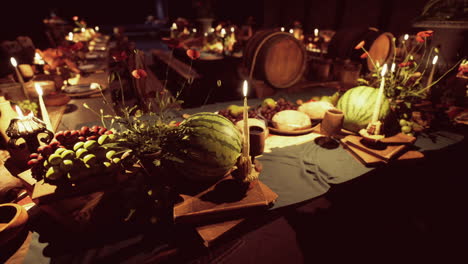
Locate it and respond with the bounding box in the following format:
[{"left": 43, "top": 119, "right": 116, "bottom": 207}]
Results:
[{"left": 0, "top": 203, "right": 29, "bottom": 247}]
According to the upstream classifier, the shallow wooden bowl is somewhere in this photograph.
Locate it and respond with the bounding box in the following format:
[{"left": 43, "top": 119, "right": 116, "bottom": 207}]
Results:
[{"left": 0, "top": 203, "right": 29, "bottom": 247}]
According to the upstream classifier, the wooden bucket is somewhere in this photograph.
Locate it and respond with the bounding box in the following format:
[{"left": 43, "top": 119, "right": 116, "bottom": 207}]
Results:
[
  {"left": 327, "top": 27, "right": 395, "bottom": 72},
  {"left": 244, "top": 30, "right": 307, "bottom": 88}
]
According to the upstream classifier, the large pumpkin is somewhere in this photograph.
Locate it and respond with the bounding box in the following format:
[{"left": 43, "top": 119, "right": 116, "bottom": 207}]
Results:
[
  {"left": 337, "top": 86, "right": 391, "bottom": 133},
  {"left": 172, "top": 112, "right": 242, "bottom": 182}
]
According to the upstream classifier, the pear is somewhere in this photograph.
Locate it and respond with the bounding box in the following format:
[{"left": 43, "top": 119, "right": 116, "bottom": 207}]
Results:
[{"left": 227, "top": 105, "right": 243, "bottom": 117}]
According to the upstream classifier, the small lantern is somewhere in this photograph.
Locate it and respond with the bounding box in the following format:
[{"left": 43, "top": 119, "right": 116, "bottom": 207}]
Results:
[{"left": 6, "top": 106, "right": 53, "bottom": 153}]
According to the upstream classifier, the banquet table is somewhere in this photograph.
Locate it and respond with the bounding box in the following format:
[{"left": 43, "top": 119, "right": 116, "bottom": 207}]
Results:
[{"left": 9, "top": 88, "right": 468, "bottom": 264}]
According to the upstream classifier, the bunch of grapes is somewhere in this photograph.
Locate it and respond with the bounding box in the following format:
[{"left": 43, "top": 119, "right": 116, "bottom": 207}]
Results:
[
  {"left": 27, "top": 126, "right": 133, "bottom": 185},
  {"left": 217, "top": 108, "right": 259, "bottom": 124},
  {"left": 258, "top": 98, "right": 298, "bottom": 121},
  {"left": 16, "top": 100, "right": 39, "bottom": 116}
]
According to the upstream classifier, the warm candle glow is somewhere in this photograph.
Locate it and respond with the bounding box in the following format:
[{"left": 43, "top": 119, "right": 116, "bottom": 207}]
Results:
[
  {"left": 381, "top": 64, "right": 388, "bottom": 77},
  {"left": 35, "top": 83, "right": 43, "bottom": 96},
  {"left": 432, "top": 55, "right": 438, "bottom": 65},
  {"left": 10, "top": 57, "right": 17, "bottom": 67},
  {"left": 209, "top": 27, "right": 215, "bottom": 33},
  {"left": 404, "top": 34, "right": 409, "bottom": 41},
  {"left": 81, "top": 27, "right": 85, "bottom": 33},
  {"left": 95, "top": 26, "right": 99, "bottom": 31},
  {"left": 204, "top": 32, "right": 208, "bottom": 37},
  {"left": 68, "top": 32, "right": 73, "bottom": 41},
  {"left": 221, "top": 28, "right": 226, "bottom": 37},
  {"left": 242, "top": 80, "right": 248, "bottom": 97},
  {"left": 230, "top": 27, "right": 235, "bottom": 33},
  {"left": 289, "top": 29, "right": 293, "bottom": 34},
  {"left": 391, "top": 63, "right": 396, "bottom": 73},
  {"left": 15, "top": 105, "right": 24, "bottom": 118},
  {"left": 192, "top": 28, "right": 197, "bottom": 33},
  {"left": 314, "top": 28, "right": 319, "bottom": 37},
  {"left": 280, "top": 27, "right": 285, "bottom": 32},
  {"left": 171, "top": 23, "right": 177, "bottom": 30}
]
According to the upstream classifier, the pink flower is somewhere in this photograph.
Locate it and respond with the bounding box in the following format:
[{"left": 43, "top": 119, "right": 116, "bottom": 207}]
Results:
[
  {"left": 416, "top": 30, "right": 433, "bottom": 43},
  {"left": 132, "top": 69, "right": 148, "bottom": 79},
  {"left": 354, "top": 41, "right": 365, "bottom": 50},
  {"left": 360, "top": 53, "right": 368, "bottom": 59},
  {"left": 398, "top": 61, "right": 413, "bottom": 67},
  {"left": 186, "top": 48, "right": 200, "bottom": 60}
]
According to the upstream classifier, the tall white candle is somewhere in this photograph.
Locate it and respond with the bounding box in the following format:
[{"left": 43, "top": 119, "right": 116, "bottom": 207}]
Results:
[
  {"left": 314, "top": 28, "right": 319, "bottom": 37},
  {"left": 35, "top": 83, "right": 53, "bottom": 132},
  {"left": 10, "top": 57, "right": 29, "bottom": 99},
  {"left": 371, "top": 64, "right": 388, "bottom": 123},
  {"left": 242, "top": 80, "right": 249, "bottom": 158},
  {"left": 427, "top": 55, "right": 438, "bottom": 87}
]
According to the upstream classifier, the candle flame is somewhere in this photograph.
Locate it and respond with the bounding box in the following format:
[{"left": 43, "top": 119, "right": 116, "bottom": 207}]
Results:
[
  {"left": 192, "top": 28, "right": 197, "bottom": 33},
  {"left": 171, "top": 23, "right": 177, "bottom": 30},
  {"left": 391, "top": 63, "right": 396, "bottom": 72},
  {"left": 404, "top": 34, "right": 409, "bottom": 41},
  {"left": 242, "top": 80, "right": 248, "bottom": 97},
  {"left": 209, "top": 27, "right": 215, "bottom": 33},
  {"left": 231, "top": 27, "right": 235, "bottom": 33},
  {"left": 35, "top": 83, "right": 43, "bottom": 96},
  {"left": 95, "top": 26, "right": 99, "bottom": 31},
  {"left": 314, "top": 28, "right": 318, "bottom": 37},
  {"left": 10, "top": 57, "right": 17, "bottom": 67},
  {"left": 432, "top": 55, "right": 438, "bottom": 65},
  {"left": 289, "top": 29, "right": 294, "bottom": 34},
  {"left": 280, "top": 27, "right": 285, "bottom": 32},
  {"left": 221, "top": 28, "right": 226, "bottom": 36},
  {"left": 381, "top": 64, "right": 388, "bottom": 77},
  {"left": 15, "top": 105, "right": 24, "bottom": 117},
  {"left": 81, "top": 28, "right": 85, "bottom": 33}
]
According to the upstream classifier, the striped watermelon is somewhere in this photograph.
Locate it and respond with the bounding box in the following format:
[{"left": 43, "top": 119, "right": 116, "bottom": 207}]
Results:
[
  {"left": 172, "top": 112, "right": 242, "bottom": 182},
  {"left": 337, "top": 86, "right": 391, "bottom": 132}
]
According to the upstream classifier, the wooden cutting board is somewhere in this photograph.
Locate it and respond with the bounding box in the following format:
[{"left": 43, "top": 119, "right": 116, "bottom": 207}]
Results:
[{"left": 342, "top": 135, "right": 408, "bottom": 162}]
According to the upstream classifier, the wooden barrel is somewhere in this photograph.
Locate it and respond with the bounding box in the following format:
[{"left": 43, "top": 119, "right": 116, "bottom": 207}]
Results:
[
  {"left": 244, "top": 30, "right": 307, "bottom": 88},
  {"left": 327, "top": 27, "right": 395, "bottom": 72}
]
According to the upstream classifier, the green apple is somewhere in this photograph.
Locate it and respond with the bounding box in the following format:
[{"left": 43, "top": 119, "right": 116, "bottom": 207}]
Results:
[
  {"left": 60, "top": 159, "right": 74, "bottom": 171},
  {"left": 262, "top": 98, "right": 277, "bottom": 109},
  {"left": 60, "top": 150, "right": 75, "bottom": 160},
  {"left": 46, "top": 166, "right": 63, "bottom": 180},
  {"left": 76, "top": 148, "right": 89, "bottom": 159},
  {"left": 83, "top": 154, "right": 97, "bottom": 166},
  {"left": 84, "top": 140, "right": 98, "bottom": 151},
  {"left": 48, "top": 154, "right": 62, "bottom": 166},
  {"left": 73, "top": 142, "right": 85, "bottom": 151}
]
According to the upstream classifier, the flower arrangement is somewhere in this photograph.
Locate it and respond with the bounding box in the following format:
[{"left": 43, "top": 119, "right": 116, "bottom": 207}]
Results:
[{"left": 354, "top": 30, "right": 464, "bottom": 134}]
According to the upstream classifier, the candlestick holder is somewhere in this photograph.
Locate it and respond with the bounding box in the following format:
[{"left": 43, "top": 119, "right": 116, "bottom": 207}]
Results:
[{"left": 6, "top": 115, "right": 54, "bottom": 153}]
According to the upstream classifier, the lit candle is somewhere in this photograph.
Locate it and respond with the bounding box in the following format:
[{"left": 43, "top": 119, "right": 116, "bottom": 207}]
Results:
[
  {"left": 289, "top": 29, "right": 294, "bottom": 34},
  {"left": 35, "top": 83, "right": 53, "bottom": 132},
  {"left": 230, "top": 27, "right": 235, "bottom": 33},
  {"left": 371, "top": 64, "right": 388, "bottom": 123},
  {"left": 209, "top": 27, "right": 215, "bottom": 33},
  {"left": 427, "top": 55, "right": 438, "bottom": 87},
  {"left": 10, "top": 57, "right": 29, "bottom": 99},
  {"left": 68, "top": 32, "right": 74, "bottom": 41},
  {"left": 390, "top": 63, "right": 396, "bottom": 73},
  {"left": 221, "top": 28, "right": 226, "bottom": 37},
  {"left": 192, "top": 28, "right": 197, "bottom": 33},
  {"left": 314, "top": 28, "right": 319, "bottom": 37},
  {"left": 95, "top": 26, "right": 99, "bottom": 32},
  {"left": 81, "top": 27, "right": 85, "bottom": 33},
  {"left": 280, "top": 27, "right": 285, "bottom": 32},
  {"left": 403, "top": 34, "right": 409, "bottom": 41},
  {"left": 242, "top": 80, "right": 250, "bottom": 158}
]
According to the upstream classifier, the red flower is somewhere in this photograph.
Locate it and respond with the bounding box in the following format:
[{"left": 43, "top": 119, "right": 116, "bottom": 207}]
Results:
[
  {"left": 72, "top": 16, "right": 79, "bottom": 21},
  {"left": 417, "top": 30, "right": 433, "bottom": 38},
  {"left": 112, "top": 51, "right": 128, "bottom": 62},
  {"left": 415, "top": 30, "right": 433, "bottom": 43},
  {"left": 360, "top": 53, "right": 368, "bottom": 59},
  {"left": 186, "top": 48, "right": 200, "bottom": 60},
  {"left": 70, "top": 42, "right": 84, "bottom": 51},
  {"left": 354, "top": 40, "right": 365, "bottom": 50},
  {"left": 132, "top": 69, "right": 148, "bottom": 79},
  {"left": 398, "top": 61, "right": 413, "bottom": 67}
]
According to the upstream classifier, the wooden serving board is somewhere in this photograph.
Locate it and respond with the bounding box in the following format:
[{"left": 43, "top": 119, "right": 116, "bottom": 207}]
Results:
[
  {"left": 174, "top": 176, "right": 277, "bottom": 226},
  {"left": 342, "top": 135, "right": 408, "bottom": 162}
]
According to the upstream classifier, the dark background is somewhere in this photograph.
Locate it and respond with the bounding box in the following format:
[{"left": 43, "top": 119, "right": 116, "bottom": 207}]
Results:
[{"left": 1, "top": 0, "right": 429, "bottom": 49}]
